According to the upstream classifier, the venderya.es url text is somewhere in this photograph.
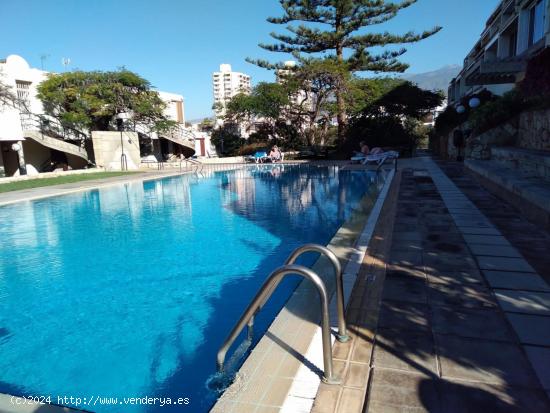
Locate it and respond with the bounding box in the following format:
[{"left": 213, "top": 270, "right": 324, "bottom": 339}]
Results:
[{"left": 10, "top": 395, "right": 191, "bottom": 408}]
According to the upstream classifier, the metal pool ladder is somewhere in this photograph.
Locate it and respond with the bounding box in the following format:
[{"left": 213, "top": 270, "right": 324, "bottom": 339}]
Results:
[{"left": 216, "top": 244, "right": 349, "bottom": 385}]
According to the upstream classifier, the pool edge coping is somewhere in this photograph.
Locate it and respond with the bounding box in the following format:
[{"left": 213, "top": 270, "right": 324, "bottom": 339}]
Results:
[
  {"left": 0, "top": 170, "right": 191, "bottom": 207},
  {"left": 280, "top": 166, "right": 395, "bottom": 413},
  {"left": 211, "top": 166, "right": 396, "bottom": 413}
]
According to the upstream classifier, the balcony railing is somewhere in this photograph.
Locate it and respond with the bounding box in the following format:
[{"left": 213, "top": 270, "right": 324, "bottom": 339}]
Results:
[
  {"left": 465, "top": 56, "right": 526, "bottom": 86},
  {"left": 479, "top": 59, "right": 526, "bottom": 74},
  {"left": 20, "top": 112, "right": 89, "bottom": 144}
]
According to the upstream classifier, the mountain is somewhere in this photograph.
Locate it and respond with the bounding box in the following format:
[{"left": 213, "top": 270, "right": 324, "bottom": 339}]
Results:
[{"left": 401, "top": 64, "right": 461, "bottom": 95}]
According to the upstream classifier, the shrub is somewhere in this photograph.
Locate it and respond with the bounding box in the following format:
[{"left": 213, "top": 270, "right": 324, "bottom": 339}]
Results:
[
  {"left": 238, "top": 142, "right": 268, "bottom": 156},
  {"left": 468, "top": 89, "right": 524, "bottom": 135},
  {"left": 346, "top": 115, "right": 420, "bottom": 156},
  {"left": 520, "top": 47, "right": 550, "bottom": 105},
  {"left": 211, "top": 126, "right": 245, "bottom": 156},
  {"left": 434, "top": 106, "right": 468, "bottom": 136}
]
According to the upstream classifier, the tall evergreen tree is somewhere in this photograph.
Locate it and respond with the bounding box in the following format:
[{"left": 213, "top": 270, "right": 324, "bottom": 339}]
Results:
[{"left": 249, "top": 0, "right": 441, "bottom": 142}]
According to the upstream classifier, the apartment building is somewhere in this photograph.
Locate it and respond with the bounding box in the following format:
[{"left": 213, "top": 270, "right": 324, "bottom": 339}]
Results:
[
  {"left": 212, "top": 64, "right": 251, "bottom": 120},
  {"left": 276, "top": 60, "right": 312, "bottom": 111},
  {"left": 449, "top": 0, "right": 549, "bottom": 106},
  {"left": 0, "top": 54, "right": 69, "bottom": 177},
  {"left": 0, "top": 54, "right": 191, "bottom": 176}
]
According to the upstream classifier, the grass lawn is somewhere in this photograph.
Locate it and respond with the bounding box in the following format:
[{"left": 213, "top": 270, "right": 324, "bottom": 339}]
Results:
[{"left": 0, "top": 172, "right": 140, "bottom": 193}]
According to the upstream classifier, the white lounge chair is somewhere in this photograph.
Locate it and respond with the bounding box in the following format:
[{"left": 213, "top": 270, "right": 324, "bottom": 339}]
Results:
[
  {"left": 351, "top": 152, "right": 367, "bottom": 163},
  {"left": 363, "top": 150, "right": 399, "bottom": 167},
  {"left": 351, "top": 151, "right": 399, "bottom": 168}
]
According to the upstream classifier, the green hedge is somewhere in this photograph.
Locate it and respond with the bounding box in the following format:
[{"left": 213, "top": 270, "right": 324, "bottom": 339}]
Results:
[
  {"left": 435, "top": 47, "right": 550, "bottom": 138},
  {"left": 521, "top": 47, "right": 550, "bottom": 102},
  {"left": 468, "top": 90, "right": 524, "bottom": 135}
]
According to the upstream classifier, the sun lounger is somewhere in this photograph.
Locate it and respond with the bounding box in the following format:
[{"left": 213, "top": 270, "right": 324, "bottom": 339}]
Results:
[
  {"left": 350, "top": 152, "right": 366, "bottom": 162},
  {"left": 361, "top": 150, "right": 399, "bottom": 166},
  {"left": 245, "top": 151, "right": 270, "bottom": 163},
  {"left": 351, "top": 150, "right": 399, "bottom": 168}
]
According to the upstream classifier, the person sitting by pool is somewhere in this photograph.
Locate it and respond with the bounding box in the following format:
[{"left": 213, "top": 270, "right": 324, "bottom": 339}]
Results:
[
  {"left": 359, "top": 141, "right": 384, "bottom": 156},
  {"left": 269, "top": 145, "right": 282, "bottom": 162}
]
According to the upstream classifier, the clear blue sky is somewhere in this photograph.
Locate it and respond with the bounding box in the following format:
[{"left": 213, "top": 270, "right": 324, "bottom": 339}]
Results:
[{"left": 1, "top": 0, "right": 500, "bottom": 120}]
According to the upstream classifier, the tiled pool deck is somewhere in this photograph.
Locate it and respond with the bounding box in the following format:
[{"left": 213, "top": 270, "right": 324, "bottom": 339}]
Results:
[
  {"left": 313, "top": 157, "right": 550, "bottom": 413},
  {"left": 436, "top": 160, "right": 550, "bottom": 287},
  {"left": 213, "top": 156, "right": 550, "bottom": 412}
]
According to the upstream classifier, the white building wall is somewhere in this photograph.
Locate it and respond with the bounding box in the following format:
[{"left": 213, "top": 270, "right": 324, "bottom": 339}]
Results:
[
  {"left": 158, "top": 91, "right": 185, "bottom": 125},
  {"left": 193, "top": 131, "right": 216, "bottom": 157},
  {"left": 0, "top": 54, "right": 191, "bottom": 174},
  {"left": 0, "top": 55, "right": 48, "bottom": 142},
  {"left": 517, "top": 8, "right": 532, "bottom": 54}
]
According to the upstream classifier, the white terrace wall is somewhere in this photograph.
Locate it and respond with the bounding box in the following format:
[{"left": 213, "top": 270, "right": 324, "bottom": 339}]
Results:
[{"left": 91, "top": 131, "right": 140, "bottom": 171}]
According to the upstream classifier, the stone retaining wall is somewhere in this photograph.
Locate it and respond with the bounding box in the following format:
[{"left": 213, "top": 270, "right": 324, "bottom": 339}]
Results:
[
  {"left": 491, "top": 147, "right": 550, "bottom": 181},
  {"left": 463, "top": 108, "right": 550, "bottom": 160},
  {"left": 466, "top": 120, "right": 518, "bottom": 160},
  {"left": 518, "top": 108, "right": 550, "bottom": 152}
]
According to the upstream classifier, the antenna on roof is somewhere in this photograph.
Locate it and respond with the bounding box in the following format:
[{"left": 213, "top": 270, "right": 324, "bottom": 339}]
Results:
[
  {"left": 40, "top": 54, "right": 50, "bottom": 70},
  {"left": 61, "top": 57, "right": 71, "bottom": 72}
]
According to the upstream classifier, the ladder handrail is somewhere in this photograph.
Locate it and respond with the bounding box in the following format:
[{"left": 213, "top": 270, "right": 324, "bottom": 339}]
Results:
[
  {"left": 216, "top": 264, "right": 341, "bottom": 385},
  {"left": 259, "top": 244, "right": 349, "bottom": 342}
]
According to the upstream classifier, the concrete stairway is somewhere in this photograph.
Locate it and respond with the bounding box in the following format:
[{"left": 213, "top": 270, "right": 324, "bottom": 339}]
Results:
[{"left": 23, "top": 130, "right": 89, "bottom": 161}]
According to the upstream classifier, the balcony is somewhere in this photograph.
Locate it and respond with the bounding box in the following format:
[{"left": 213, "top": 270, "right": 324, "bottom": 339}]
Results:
[
  {"left": 465, "top": 58, "right": 526, "bottom": 86},
  {"left": 480, "top": 59, "right": 526, "bottom": 73}
]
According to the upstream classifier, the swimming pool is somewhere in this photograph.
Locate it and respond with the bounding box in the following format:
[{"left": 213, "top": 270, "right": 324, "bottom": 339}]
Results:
[{"left": 0, "top": 165, "right": 382, "bottom": 412}]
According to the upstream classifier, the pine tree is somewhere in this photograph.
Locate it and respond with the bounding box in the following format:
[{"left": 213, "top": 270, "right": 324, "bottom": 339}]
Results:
[{"left": 249, "top": 0, "right": 441, "bottom": 142}]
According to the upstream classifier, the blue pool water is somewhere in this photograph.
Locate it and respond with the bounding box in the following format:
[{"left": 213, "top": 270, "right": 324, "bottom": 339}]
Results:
[{"left": 0, "top": 165, "right": 382, "bottom": 412}]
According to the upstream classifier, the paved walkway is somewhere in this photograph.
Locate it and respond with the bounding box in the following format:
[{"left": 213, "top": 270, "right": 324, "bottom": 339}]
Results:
[
  {"left": 368, "top": 158, "right": 550, "bottom": 412},
  {"left": 436, "top": 160, "right": 550, "bottom": 286},
  {"left": 313, "top": 157, "right": 550, "bottom": 412}
]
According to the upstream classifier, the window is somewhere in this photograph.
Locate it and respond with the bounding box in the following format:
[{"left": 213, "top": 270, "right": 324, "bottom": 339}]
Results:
[
  {"left": 529, "top": 0, "right": 546, "bottom": 46},
  {"left": 485, "top": 41, "right": 498, "bottom": 61},
  {"left": 15, "top": 80, "right": 32, "bottom": 111},
  {"left": 509, "top": 29, "right": 518, "bottom": 56}
]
